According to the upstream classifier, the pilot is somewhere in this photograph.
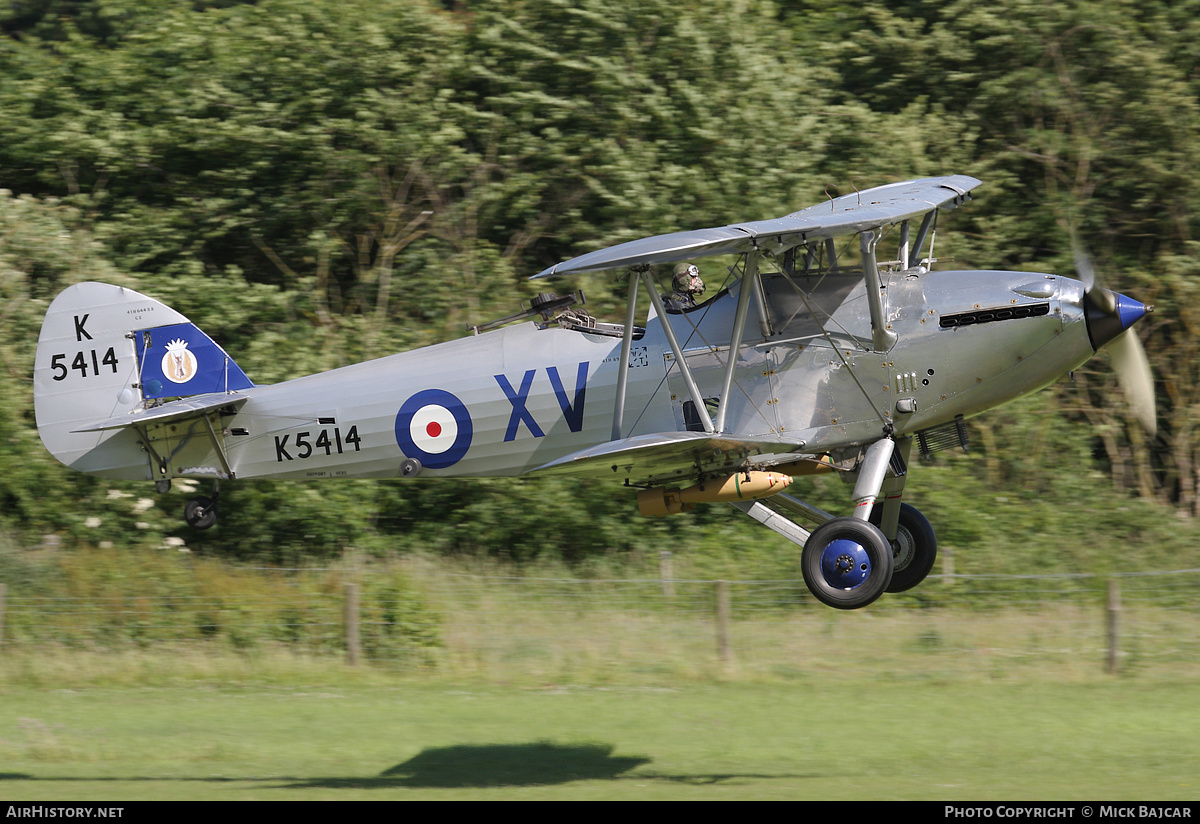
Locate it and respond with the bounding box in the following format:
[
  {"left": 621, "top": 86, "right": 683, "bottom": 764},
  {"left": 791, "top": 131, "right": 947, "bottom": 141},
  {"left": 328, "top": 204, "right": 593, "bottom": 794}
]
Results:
[{"left": 667, "top": 262, "right": 705, "bottom": 310}]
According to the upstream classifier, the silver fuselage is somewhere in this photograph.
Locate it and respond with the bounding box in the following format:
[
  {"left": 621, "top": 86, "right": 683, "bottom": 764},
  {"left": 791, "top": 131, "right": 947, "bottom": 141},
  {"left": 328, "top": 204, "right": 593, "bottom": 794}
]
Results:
[{"left": 120, "top": 267, "right": 1090, "bottom": 483}]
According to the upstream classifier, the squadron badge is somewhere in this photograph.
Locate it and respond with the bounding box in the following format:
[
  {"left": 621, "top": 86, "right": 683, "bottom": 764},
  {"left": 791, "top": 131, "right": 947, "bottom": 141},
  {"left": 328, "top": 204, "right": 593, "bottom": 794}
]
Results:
[{"left": 162, "top": 338, "right": 198, "bottom": 384}]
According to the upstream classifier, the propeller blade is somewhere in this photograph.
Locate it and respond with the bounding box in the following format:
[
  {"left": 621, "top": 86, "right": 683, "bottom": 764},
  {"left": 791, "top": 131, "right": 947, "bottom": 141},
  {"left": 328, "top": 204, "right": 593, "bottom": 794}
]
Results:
[
  {"left": 1108, "top": 328, "right": 1157, "bottom": 437},
  {"left": 1074, "top": 240, "right": 1117, "bottom": 313},
  {"left": 1071, "top": 231, "right": 1156, "bottom": 434},
  {"left": 1074, "top": 243, "right": 1097, "bottom": 291}
]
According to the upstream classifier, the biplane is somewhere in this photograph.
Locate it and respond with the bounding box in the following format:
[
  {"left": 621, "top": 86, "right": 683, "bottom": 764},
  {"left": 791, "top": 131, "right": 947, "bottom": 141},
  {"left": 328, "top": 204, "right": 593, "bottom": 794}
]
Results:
[{"left": 34, "top": 176, "right": 1154, "bottom": 609}]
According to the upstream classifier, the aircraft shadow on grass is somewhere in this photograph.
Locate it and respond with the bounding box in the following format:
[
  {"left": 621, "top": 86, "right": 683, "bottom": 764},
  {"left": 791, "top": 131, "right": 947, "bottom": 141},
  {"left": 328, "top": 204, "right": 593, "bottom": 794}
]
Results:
[
  {"left": 285, "top": 742, "right": 651, "bottom": 789},
  {"left": 282, "top": 742, "right": 809, "bottom": 790},
  {"left": 1, "top": 742, "right": 809, "bottom": 790}
]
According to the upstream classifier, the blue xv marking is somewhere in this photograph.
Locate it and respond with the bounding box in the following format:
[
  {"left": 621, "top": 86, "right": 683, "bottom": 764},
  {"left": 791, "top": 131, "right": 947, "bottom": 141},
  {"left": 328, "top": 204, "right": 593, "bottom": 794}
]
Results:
[
  {"left": 494, "top": 362, "right": 589, "bottom": 441},
  {"left": 547, "top": 362, "right": 587, "bottom": 433},
  {"left": 495, "top": 370, "right": 544, "bottom": 441}
]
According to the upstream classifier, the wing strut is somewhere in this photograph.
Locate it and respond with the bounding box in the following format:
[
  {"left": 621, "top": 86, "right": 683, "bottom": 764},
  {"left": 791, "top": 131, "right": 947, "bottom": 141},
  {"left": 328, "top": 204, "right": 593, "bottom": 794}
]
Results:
[
  {"left": 862, "top": 230, "right": 897, "bottom": 352},
  {"left": 908, "top": 209, "right": 936, "bottom": 268},
  {"left": 714, "top": 251, "right": 759, "bottom": 433},
  {"left": 611, "top": 272, "right": 641, "bottom": 440},
  {"left": 752, "top": 268, "right": 775, "bottom": 338},
  {"left": 641, "top": 270, "right": 715, "bottom": 434}
]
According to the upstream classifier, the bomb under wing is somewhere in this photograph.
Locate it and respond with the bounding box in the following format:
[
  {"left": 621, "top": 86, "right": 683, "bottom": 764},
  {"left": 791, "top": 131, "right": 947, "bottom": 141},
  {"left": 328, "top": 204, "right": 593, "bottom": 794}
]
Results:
[{"left": 637, "top": 470, "right": 792, "bottom": 517}]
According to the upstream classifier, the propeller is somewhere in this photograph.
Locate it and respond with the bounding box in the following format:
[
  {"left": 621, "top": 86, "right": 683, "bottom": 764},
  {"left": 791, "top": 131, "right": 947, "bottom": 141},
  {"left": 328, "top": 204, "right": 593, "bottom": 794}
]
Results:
[
  {"left": 1074, "top": 239, "right": 1157, "bottom": 436},
  {"left": 1108, "top": 324, "right": 1156, "bottom": 437}
]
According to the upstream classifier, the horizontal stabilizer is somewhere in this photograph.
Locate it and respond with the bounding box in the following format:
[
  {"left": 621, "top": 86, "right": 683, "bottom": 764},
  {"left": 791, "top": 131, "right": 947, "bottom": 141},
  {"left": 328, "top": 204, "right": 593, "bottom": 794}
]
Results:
[
  {"left": 72, "top": 393, "right": 249, "bottom": 433},
  {"left": 528, "top": 431, "right": 806, "bottom": 485}
]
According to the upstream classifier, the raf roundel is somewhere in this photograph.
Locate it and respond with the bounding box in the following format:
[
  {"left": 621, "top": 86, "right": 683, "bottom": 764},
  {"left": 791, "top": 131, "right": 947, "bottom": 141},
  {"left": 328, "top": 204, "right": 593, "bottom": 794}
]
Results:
[{"left": 394, "top": 389, "right": 473, "bottom": 469}]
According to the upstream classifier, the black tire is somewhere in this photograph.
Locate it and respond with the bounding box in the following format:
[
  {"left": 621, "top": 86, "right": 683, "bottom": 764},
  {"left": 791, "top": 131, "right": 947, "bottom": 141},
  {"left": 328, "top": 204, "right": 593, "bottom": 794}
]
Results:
[
  {"left": 870, "top": 502, "right": 937, "bottom": 593},
  {"left": 184, "top": 495, "right": 217, "bottom": 530},
  {"left": 801, "top": 517, "right": 894, "bottom": 609}
]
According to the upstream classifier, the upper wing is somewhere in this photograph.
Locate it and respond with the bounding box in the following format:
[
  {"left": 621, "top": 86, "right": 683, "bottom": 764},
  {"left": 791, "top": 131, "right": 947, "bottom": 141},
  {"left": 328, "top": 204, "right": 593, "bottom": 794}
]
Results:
[
  {"left": 526, "top": 430, "right": 809, "bottom": 486},
  {"left": 533, "top": 175, "right": 981, "bottom": 278}
]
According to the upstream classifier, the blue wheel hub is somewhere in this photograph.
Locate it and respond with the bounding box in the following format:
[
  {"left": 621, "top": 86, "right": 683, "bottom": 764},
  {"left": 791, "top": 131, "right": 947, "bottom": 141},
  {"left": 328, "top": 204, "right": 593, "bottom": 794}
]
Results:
[{"left": 820, "top": 537, "right": 872, "bottom": 589}]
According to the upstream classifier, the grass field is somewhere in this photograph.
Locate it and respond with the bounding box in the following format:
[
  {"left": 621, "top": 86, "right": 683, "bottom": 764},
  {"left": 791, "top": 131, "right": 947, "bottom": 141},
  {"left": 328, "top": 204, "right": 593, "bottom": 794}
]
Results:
[
  {"left": 3, "top": 556, "right": 1199, "bottom": 800},
  {"left": 1, "top": 653, "right": 1198, "bottom": 800}
]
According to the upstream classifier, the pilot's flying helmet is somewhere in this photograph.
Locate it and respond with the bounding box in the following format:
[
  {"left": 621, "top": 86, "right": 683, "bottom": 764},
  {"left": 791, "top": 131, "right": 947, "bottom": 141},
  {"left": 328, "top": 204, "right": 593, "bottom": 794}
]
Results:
[{"left": 672, "top": 262, "right": 705, "bottom": 296}]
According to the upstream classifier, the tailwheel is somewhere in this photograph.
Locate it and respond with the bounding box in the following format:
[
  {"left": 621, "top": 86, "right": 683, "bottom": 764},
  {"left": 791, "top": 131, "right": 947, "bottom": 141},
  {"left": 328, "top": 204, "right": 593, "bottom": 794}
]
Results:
[
  {"left": 801, "top": 517, "right": 894, "bottom": 610},
  {"left": 184, "top": 495, "right": 217, "bottom": 530},
  {"left": 870, "top": 503, "right": 937, "bottom": 593}
]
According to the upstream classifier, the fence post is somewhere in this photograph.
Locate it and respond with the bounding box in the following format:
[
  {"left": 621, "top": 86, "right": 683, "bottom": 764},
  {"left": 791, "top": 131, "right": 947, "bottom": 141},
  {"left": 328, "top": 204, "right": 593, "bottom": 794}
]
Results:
[
  {"left": 1106, "top": 578, "right": 1121, "bottom": 675},
  {"left": 0, "top": 582, "right": 6, "bottom": 653},
  {"left": 941, "top": 546, "right": 955, "bottom": 585},
  {"left": 715, "top": 580, "right": 732, "bottom": 667},
  {"left": 345, "top": 582, "right": 360, "bottom": 666},
  {"left": 659, "top": 551, "right": 674, "bottom": 598}
]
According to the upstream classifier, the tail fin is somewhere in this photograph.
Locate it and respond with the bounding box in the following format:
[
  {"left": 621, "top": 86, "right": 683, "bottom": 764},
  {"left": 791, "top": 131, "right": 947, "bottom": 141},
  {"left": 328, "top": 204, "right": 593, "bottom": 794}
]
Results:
[{"left": 34, "top": 282, "right": 253, "bottom": 479}]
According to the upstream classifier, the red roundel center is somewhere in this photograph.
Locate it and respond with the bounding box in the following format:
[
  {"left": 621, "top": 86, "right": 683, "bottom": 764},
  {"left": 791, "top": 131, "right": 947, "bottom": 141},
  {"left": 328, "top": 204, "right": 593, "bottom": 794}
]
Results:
[{"left": 426, "top": 421, "right": 442, "bottom": 438}]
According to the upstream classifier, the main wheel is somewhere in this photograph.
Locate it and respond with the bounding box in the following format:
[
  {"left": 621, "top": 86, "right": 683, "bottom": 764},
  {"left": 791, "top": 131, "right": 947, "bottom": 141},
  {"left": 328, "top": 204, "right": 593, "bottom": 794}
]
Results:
[
  {"left": 801, "top": 517, "right": 894, "bottom": 609},
  {"left": 870, "top": 503, "right": 937, "bottom": 593},
  {"left": 184, "top": 495, "right": 217, "bottom": 530}
]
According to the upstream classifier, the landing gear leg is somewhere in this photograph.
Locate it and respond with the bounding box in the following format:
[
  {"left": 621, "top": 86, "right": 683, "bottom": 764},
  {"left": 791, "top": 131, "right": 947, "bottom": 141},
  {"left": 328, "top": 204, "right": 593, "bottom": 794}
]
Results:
[
  {"left": 871, "top": 436, "right": 912, "bottom": 538},
  {"left": 184, "top": 481, "right": 219, "bottom": 530},
  {"left": 861, "top": 438, "right": 938, "bottom": 592},
  {"left": 850, "top": 437, "right": 896, "bottom": 522}
]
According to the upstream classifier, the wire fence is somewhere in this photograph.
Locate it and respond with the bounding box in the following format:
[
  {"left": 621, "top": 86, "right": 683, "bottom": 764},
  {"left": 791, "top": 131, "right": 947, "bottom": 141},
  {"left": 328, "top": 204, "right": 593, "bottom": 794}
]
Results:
[
  {"left": 420, "top": 568, "right": 1200, "bottom": 681},
  {"left": 2, "top": 568, "right": 1198, "bottom": 680}
]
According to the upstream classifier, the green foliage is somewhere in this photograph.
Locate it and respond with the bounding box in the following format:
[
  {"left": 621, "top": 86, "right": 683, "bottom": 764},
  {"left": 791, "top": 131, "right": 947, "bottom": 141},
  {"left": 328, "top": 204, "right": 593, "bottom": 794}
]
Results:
[
  {"left": 0, "top": 193, "right": 140, "bottom": 542},
  {"left": 178, "top": 479, "right": 375, "bottom": 564},
  {"left": 0, "top": 542, "right": 441, "bottom": 655},
  {"left": 360, "top": 568, "right": 442, "bottom": 662}
]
